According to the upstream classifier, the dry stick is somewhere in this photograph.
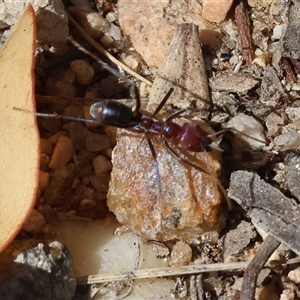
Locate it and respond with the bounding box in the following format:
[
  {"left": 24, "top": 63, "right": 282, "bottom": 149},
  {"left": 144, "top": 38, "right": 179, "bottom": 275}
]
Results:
[
  {"left": 240, "top": 235, "right": 281, "bottom": 300},
  {"left": 77, "top": 261, "right": 248, "bottom": 285},
  {"left": 66, "top": 11, "right": 152, "bottom": 86},
  {"left": 235, "top": 0, "right": 254, "bottom": 66},
  {"left": 281, "top": 57, "right": 297, "bottom": 83}
]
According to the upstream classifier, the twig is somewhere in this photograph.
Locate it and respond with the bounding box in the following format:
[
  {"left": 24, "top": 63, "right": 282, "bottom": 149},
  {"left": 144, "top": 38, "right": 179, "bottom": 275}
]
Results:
[
  {"left": 77, "top": 261, "right": 249, "bottom": 285},
  {"left": 235, "top": 0, "right": 254, "bottom": 66},
  {"left": 281, "top": 57, "right": 297, "bottom": 83},
  {"left": 66, "top": 11, "right": 152, "bottom": 86},
  {"left": 240, "top": 235, "right": 280, "bottom": 300}
]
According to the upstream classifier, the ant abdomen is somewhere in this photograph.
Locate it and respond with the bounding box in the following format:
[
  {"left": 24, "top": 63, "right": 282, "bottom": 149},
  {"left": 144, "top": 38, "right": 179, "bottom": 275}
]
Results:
[{"left": 90, "top": 101, "right": 136, "bottom": 128}]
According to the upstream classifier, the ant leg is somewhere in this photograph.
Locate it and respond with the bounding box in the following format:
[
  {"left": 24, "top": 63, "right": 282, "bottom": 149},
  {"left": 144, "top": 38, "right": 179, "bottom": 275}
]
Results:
[
  {"left": 150, "top": 88, "right": 174, "bottom": 118},
  {"left": 144, "top": 133, "right": 162, "bottom": 192},
  {"left": 67, "top": 36, "right": 141, "bottom": 116},
  {"left": 163, "top": 139, "right": 232, "bottom": 210}
]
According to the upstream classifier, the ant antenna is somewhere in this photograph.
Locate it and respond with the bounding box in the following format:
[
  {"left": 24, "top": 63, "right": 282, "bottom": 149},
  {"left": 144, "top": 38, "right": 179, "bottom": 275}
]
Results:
[
  {"left": 67, "top": 36, "right": 141, "bottom": 115},
  {"left": 13, "top": 107, "right": 99, "bottom": 124}
]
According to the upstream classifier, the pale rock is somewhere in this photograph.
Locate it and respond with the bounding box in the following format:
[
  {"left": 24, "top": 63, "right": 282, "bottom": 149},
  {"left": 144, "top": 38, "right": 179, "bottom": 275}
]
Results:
[
  {"left": 273, "top": 131, "right": 300, "bottom": 152},
  {"left": 0, "top": 0, "right": 68, "bottom": 46},
  {"left": 89, "top": 173, "right": 110, "bottom": 193},
  {"left": 118, "top": 0, "right": 222, "bottom": 68},
  {"left": 49, "top": 136, "right": 75, "bottom": 169},
  {"left": 93, "top": 155, "right": 112, "bottom": 174},
  {"left": 227, "top": 113, "right": 267, "bottom": 150},
  {"left": 45, "top": 69, "right": 77, "bottom": 98},
  {"left": 170, "top": 241, "right": 192, "bottom": 266},
  {"left": 70, "top": 59, "right": 94, "bottom": 85},
  {"left": 202, "top": 0, "right": 234, "bottom": 23},
  {"left": 67, "top": 122, "right": 90, "bottom": 150},
  {"left": 265, "top": 112, "right": 283, "bottom": 137},
  {"left": 288, "top": 267, "right": 300, "bottom": 284},
  {"left": 22, "top": 209, "right": 46, "bottom": 235},
  {"left": 40, "top": 138, "right": 52, "bottom": 155},
  {"left": 39, "top": 171, "right": 50, "bottom": 192},
  {"left": 67, "top": 6, "right": 110, "bottom": 40}
]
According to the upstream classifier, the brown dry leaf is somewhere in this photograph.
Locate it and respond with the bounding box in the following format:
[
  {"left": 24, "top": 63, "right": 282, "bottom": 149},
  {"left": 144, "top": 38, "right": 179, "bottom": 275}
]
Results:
[{"left": 0, "top": 5, "right": 39, "bottom": 252}]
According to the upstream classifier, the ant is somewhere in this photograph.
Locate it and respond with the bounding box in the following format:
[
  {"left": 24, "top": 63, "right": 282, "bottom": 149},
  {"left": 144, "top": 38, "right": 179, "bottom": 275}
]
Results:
[{"left": 15, "top": 37, "right": 257, "bottom": 209}]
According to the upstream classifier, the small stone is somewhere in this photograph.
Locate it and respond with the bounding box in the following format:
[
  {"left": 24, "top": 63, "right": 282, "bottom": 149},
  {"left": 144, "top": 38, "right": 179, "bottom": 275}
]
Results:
[
  {"left": 288, "top": 267, "right": 300, "bottom": 284},
  {"left": 67, "top": 6, "right": 110, "bottom": 39},
  {"left": 40, "top": 138, "right": 52, "bottom": 155},
  {"left": 39, "top": 171, "right": 50, "bottom": 192},
  {"left": 202, "top": 0, "right": 234, "bottom": 23},
  {"left": 93, "top": 155, "right": 112, "bottom": 174},
  {"left": 265, "top": 112, "right": 283, "bottom": 137},
  {"left": 0, "top": 242, "right": 76, "bottom": 300},
  {"left": 48, "top": 131, "right": 68, "bottom": 145},
  {"left": 49, "top": 136, "right": 75, "bottom": 169},
  {"left": 70, "top": 59, "right": 94, "bottom": 85},
  {"left": 85, "top": 132, "right": 111, "bottom": 152},
  {"left": 227, "top": 113, "right": 267, "bottom": 150},
  {"left": 271, "top": 24, "right": 285, "bottom": 41},
  {"left": 62, "top": 105, "right": 84, "bottom": 119},
  {"left": 36, "top": 204, "right": 60, "bottom": 226},
  {"left": 105, "top": 126, "right": 117, "bottom": 145},
  {"left": 45, "top": 69, "right": 77, "bottom": 98},
  {"left": 120, "top": 53, "right": 141, "bottom": 72},
  {"left": 39, "top": 117, "right": 61, "bottom": 134},
  {"left": 224, "top": 221, "right": 257, "bottom": 255},
  {"left": 170, "top": 241, "right": 192, "bottom": 266},
  {"left": 273, "top": 131, "right": 300, "bottom": 152},
  {"left": 22, "top": 209, "right": 46, "bottom": 235},
  {"left": 67, "top": 122, "right": 90, "bottom": 150},
  {"left": 89, "top": 173, "right": 110, "bottom": 192},
  {"left": 78, "top": 199, "right": 97, "bottom": 211},
  {"left": 43, "top": 164, "right": 76, "bottom": 206},
  {"left": 101, "top": 147, "right": 113, "bottom": 160}
]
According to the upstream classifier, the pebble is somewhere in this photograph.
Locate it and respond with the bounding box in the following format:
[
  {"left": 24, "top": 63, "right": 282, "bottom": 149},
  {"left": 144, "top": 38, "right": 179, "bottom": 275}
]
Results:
[
  {"left": 224, "top": 220, "right": 256, "bottom": 256},
  {"left": 67, "top": 122, "right": 90, "bottom": 150},
  {"left": 227, "top": 113, "right": 267, "bottom": 150},
  {"left": 49, "top": 136, "right": 75, "bottom": 169},
  {"left": 288, "top": 267, "right": 300, "bottom": 284},
  {"left": 0, "top": 0, "right": 68, "bottom": 46},
  {"left": 265, "top": 112, "right": 283, "bottom": 137},
  {"left": 62, "top": 105, "right": 84, "bottom": 119},
  {"left": 170, "top": 241, "right": 192, "bottom": 266},
  {"left": 70, "top": 59, "right": 94, "bottom": 85},
  {"left": 39, "top": 171, "right": 50, "bottom": 192},
  {"left": 85, "top": 131, "right": 111, "bottom": 152},
  {"left": 89, "top": 174, "right": 110, "bottom": 193},
  {"left": 202, "top": 0, "right": 234, "bottom": 23},
  {"left": 273, "top": 131, "right": 300, "bottom": 152},
  {"left": 104, "top": 126, "right": 117, "bottom": 145},
  {"left": 45, "top": 69, "right": 77, "bottom": 98},
  {"left": 120, "top": 53, "right": 141, "bottom": 72},
  {"left": 40, "top": 138, "right": 52, "bottom": 155},
  {"left": 22, "top": 209, "right": 46, "bottom": 236},
  {"left": 93, "top": 155, "right": 112, "bottom": 174},
  {"left": 78, "top": 199, "right": 97, "bottom": 211},
  {"left": 67, "top": 6, "right": 110, "bottom": 39},
  {"left": 118, "top": 0, "right": 221, "bottom": 68}
]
